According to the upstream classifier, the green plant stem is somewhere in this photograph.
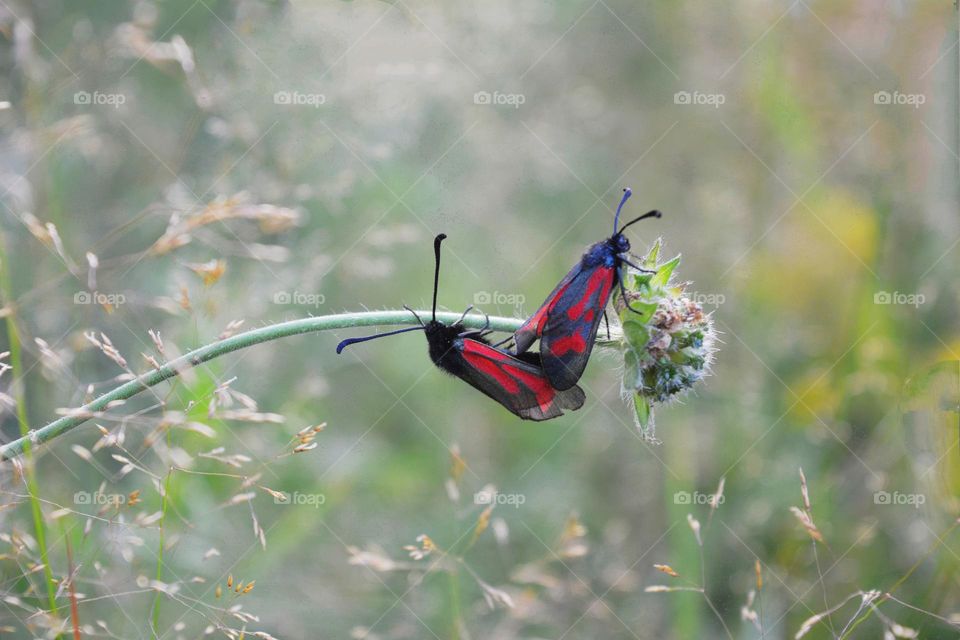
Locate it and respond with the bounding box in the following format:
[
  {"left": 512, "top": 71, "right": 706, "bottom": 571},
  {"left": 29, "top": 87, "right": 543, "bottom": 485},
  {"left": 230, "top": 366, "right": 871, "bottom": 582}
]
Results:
[
  {"left": 0, "top": 311, "right": 525, "bottom": 461},
  {"left": 151, "top": 464, "right": 172, "bottom": 632},
  {"left": 448, "top": 566, "right": 461, "bottom": 640},
  {"left": 0, "top": 239, "right": 60, "bottom": 619}
]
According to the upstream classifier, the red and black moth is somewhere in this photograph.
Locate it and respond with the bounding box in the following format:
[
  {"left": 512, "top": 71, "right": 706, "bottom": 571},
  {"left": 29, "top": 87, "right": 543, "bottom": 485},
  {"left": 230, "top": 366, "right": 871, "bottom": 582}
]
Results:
[
  {"left": 336, "top": 234, "right": 585, "bottom": 421},
  {"left": 507, "top": 188, "right": 662, "bottom": 391}
]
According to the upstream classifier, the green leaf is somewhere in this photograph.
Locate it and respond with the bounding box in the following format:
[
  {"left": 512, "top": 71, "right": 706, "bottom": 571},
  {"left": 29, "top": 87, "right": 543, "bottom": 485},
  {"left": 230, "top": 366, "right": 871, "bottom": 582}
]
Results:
[
  {"left": 642, "top": 238, "right": 662, "bottom": 269},
  {"left": 629, "top": 270, "right": 654, "bottom": 290},
  {"left": 651, "top": 254, "right": 681, "bottom": 288},
  {"left": 623, "top": 348, "right": 639, "bottom": 387},
  {"left": 620, "top": 300, "right": 658, "bottom": 326},
  {"left": 633, "top": 394, "right": 652, "bottom": 432},
  {"left": 621, "top": 317, "right": 652, "bottom": 348}
]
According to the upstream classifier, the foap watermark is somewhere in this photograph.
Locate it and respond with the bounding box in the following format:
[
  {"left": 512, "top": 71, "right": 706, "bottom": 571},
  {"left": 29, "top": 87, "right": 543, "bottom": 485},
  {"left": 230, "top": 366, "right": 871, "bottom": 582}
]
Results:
[
  {"left": 74, "top": 91, "right": 126, "bottom": 108},
  {"left": 688, "top": 292, "right": 726, "bottom": 307},
  {"left": 873, "top": 90, "right": 925, "bottom": 109},
  {"left": 674, "top": 91, "right": 725, "bottom": 108},
  {"left": 873, "top": 291, "right": 924, "bottom": 308},
  {"left": 273, "top": 290, "right": 325, "bottom": 308},
  {"left": 74, "top": 290, "right": 126, "bottom": 306},
  {"left": 473, "top": 90, "right": 525, "bottom": 109},
  {"left": 474, "top": 489, "right": 525, "bottom": 508},
  {"left": 273, "top": 491, "right": 326, "bottom": 508},
  {"left": 473, "top": 291, "right": 525, "bottom": 307},
  {"left": 874, "top": 490, "right": 925, "bottom": 509},
  {"left": 74, "top": 490, "right": 126, "bottom": 506},
  {"left": 274, "top": 90, "right": 326, "bottom": 108},
  {"left": 674, "top": 490, "right": 724, "bottom": 506}
]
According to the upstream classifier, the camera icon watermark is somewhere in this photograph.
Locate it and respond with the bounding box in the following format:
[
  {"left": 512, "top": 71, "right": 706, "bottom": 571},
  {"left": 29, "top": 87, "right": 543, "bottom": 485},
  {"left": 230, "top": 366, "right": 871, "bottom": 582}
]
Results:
[
  {"left": 273, "top": 90, "right": 326, "bottom": 108},
  {"left": 273, "top": 491, "right": 326, "bottom": 508},
  {"left": 74, "top": 490, "right": 126, "bottom": 506},
  {"left": 473, "top": 90, "right": 526, "bottom": 109},
  {"left": 873, "top": 90, "right": 925, "bottom": 108},
  {"left": 674, "top": 91, "right": 725, "bottom": 108},
  {"left": 74, "top": 290, "right": 126, "bottom": 306},
  {"left": 74, "top": 91, "right": 126, "bottom": 109},
  {"left": 273, "top": 290, "right": 325, "bottom": 308},
  {"left": 673, "top": 491, "right": 723, "bottom": 506},
  {"left": 874, "top": 490, "right": 925, "bottom": 509},
  {"left": 873, "top": 291, "right": 924, "bottom": 308},
  {"left": 473, "top": 490, "right": 525, "bottom": 508}
]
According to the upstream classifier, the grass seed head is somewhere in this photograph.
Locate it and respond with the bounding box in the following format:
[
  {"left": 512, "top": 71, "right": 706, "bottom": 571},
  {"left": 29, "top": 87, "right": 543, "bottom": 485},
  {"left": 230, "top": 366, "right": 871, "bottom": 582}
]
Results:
[
  {"left": 187, "top": 259, "right": 227, "bottom": 286},
  {"left": 404, "top": 534, "right": 436, "bottom": 560},
  {"left": 654, "top": 564, "right": 679, "bottom": 578}
]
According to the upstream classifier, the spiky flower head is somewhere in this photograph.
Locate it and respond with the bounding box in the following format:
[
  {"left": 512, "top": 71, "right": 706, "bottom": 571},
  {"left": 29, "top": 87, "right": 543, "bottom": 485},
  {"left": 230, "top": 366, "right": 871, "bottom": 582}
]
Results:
[{"left": 613, "top": 239, "right": 717, "bottom": 442}]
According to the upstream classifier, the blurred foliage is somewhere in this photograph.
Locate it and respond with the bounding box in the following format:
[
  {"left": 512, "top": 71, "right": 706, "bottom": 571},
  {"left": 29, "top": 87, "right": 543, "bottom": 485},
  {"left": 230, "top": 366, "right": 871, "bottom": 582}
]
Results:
[{"left": 0, "top": 0, "right": 957, "bottom": 638}]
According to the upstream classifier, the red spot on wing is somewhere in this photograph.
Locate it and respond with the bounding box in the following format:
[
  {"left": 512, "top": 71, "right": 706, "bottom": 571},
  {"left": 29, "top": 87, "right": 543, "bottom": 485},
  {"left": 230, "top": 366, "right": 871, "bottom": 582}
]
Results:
[
  {"left": 461, "top": 344, "right": 521, "bottom": 394},
  {"left": 462, "top": 341, "right": 556, "bottom": 414},
  {"left": 550, "top": 333, "right": 587, "bottom": 356},
  {"left": 528, "top": 305, "right": 549, "bottom": 338},
  {"left": 523, "top": 280, "right": 573, "bottom": 335},
  {"left": 597, "top": 272, "right": 613, "bottom": 309},
  {"left": 566, "top": 267, "right": 613, "bottom": 321},
  {"left": 501, "top": 363, "right": 555, "bottom": 413}
]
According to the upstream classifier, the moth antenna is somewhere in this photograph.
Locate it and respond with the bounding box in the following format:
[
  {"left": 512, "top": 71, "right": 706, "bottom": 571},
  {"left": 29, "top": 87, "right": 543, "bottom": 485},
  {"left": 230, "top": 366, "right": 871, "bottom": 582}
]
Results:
[
  {"left": 336, "top": 326, "right": 424, "bottom": 354},
  {"left": 613, "top": 187, "right": 633, "bottom": 232},
  {"left": 618, "top": 209, "right": 662, "bottom": 235},
  {"left": 432, "top": 233, "right": 447, "bottom": 322}
]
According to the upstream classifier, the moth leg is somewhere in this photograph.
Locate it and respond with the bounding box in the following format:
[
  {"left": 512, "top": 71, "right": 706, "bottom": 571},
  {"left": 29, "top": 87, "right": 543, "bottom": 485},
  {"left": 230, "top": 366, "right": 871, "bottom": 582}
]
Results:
[
  {"left": 619, "top": 276, "right": 648, "bottom": 316},
  {"left": 621, "top": 258, "right": 656, "bottom": 274},
  {"left": 603, "top": 310, "right": 611, "bottom": 341},
  {"left": 458, "top": 313, "right": 491, "bottom": 338},
  {"left": 403, "top": 304, "right": 425, "bottom": 326},
  {"left": 491, "top": 335, "right": 513, "bottom": 348},
  {"left": 456, "top": 305, "right": 474, "bottom": 324}
]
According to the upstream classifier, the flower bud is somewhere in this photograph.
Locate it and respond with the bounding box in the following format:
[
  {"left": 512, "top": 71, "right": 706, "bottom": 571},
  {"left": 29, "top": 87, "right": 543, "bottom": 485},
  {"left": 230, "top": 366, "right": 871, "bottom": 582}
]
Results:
[{"left": 614, "top": 239, "right": 716, "bottom": 441}]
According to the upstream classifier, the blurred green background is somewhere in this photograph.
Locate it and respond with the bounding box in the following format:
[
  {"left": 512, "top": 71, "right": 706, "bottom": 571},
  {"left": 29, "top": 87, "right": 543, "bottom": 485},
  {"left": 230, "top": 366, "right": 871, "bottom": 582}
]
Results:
[{"left": 0, "top": 1, "right": 957, "bottom": 638}]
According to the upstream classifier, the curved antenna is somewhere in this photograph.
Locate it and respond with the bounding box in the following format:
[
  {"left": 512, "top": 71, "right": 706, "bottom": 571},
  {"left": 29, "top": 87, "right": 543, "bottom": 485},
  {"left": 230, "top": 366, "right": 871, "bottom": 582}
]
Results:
[
  {"left": 432, "top": 233, "right": 447, "bottom": 322},
  {"left": 336, "top": 326, "right": 424, "bottom": 354},
  {"left": 613, "top": 188, "right": 633, "bottom": 232},
  {"left": 618, "top": 209, "right": 662, "bottom": 235},
  {"left": 403, "top": 304, "right": 425, "bottom": 326}
]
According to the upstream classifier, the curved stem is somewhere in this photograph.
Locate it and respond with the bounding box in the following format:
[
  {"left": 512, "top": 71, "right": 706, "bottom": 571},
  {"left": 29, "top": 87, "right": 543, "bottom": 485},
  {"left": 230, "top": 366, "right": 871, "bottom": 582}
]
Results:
[{"left": 0, "top": 311, "right": 524, "bottom": 461}]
